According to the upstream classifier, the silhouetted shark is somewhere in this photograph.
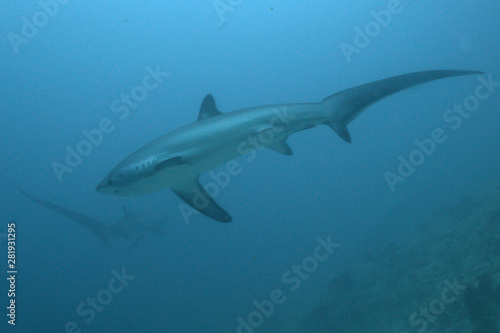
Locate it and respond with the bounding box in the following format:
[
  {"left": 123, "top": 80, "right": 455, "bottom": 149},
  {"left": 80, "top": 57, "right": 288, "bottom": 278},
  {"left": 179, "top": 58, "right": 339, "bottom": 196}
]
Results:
[
  {"left": 96, "top": 70, "right": 481, "bottom": 222},
  {"left": 17, "top": 186, "right": 168, "bottom": 248}
]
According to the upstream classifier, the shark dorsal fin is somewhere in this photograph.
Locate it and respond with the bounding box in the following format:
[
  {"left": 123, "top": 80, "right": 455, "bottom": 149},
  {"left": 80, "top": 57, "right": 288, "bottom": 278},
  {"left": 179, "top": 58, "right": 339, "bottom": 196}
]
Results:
[
  {"left": 121, "top": 205, "right": 132, "bottom": 217},
  {"left": 197, "top": 94, "right": 221, "bottom": 121}
]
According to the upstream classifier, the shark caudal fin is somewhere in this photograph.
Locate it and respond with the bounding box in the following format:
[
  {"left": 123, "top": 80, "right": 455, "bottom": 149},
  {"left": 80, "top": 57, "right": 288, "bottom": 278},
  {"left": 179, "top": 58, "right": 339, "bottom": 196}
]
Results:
[
  {"left": 16, "top": 184, "right": 110, "bottom": 245},
  {"left": 322, "top": 70, "right": 483, "bottom": 143}
]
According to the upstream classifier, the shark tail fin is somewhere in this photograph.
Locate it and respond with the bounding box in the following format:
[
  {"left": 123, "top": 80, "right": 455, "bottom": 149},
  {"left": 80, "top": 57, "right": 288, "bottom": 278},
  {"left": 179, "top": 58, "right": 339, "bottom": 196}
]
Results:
[
  {"left": 321, "top": 70, "right": 483, "bottom": 143},
  {"left": 15, "top": 183, "right": 111, "bottom": 246}
]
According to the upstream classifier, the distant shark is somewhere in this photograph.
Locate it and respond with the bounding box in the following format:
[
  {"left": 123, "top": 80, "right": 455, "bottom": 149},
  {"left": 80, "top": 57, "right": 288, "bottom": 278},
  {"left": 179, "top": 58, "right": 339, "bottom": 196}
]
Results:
[
  {"left": 17, "top": 186, "right": 168, "bottom": 247},
  {"left": 96, "top": 70, "right": 482, "bottom": 222}
]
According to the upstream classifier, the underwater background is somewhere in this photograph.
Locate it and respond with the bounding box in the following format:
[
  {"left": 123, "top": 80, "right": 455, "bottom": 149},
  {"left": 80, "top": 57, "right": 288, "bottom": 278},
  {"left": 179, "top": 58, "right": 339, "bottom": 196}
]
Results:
[{"left": 0, "top": 1, "right": 499, "bottom": 332}]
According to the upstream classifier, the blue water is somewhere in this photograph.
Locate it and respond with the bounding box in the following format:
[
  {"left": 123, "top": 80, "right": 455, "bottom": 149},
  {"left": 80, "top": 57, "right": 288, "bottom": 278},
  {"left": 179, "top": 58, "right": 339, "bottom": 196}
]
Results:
[{"left": 1, "top": 1, "right": 499, "bottom": 332}]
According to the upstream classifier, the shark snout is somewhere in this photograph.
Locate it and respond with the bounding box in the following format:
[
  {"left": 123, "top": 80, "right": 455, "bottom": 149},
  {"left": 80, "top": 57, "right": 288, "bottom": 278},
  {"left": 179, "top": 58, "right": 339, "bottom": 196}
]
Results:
[{"left": 96, "top": 176, "right": 130, "bottom": 196}]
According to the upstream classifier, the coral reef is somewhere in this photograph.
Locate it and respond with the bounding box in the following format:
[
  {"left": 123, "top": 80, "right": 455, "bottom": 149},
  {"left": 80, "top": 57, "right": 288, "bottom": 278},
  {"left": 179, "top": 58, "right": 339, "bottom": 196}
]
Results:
[{"left": 300, "top": 181, "right": 500, "bottom": 332}]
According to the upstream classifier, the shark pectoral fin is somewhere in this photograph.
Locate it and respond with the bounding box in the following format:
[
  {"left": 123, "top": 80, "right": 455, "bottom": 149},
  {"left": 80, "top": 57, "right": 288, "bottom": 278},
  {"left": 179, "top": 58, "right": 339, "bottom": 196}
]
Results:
[
  {"left": 171, "top": 177, "right": 232, "bottom": 223},
  {"left": 268, "top": 137, "right": 293, "bottom": 155},
  {"left": 328, "top": 122, "right": 352, "bottom": 143},
  {"left": 197, "top": 94, "right": 222, "bottom": 121},
  {"left": 155, "top": 156, "right": 189, "bottom": 173}
]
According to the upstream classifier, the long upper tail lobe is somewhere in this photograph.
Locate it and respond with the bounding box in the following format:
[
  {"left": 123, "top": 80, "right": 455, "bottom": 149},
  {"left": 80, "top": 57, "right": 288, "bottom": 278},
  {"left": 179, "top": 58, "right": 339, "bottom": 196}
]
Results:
[
  {"left": 322, "top": 70, "right": 483, "bottom": 142},
  {"left": 16, "top": 185, "right": 110, "bottom": 244}
]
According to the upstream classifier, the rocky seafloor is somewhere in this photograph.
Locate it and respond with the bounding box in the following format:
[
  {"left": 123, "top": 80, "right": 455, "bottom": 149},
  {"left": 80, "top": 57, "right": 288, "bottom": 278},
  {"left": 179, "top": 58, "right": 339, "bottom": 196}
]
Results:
[{"left": 300, "top": 181, "right": 500, "bottom": 333}]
